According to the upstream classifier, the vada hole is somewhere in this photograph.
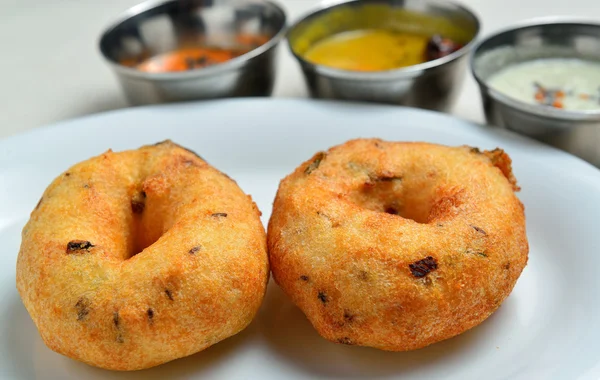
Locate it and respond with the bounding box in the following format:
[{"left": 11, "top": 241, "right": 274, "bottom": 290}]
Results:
[
  {"left": 127, "top": 191, "right": 162, "bottom": 259},
  {"left": 349, "top": 176, "right": 435, "bottom": 224}
]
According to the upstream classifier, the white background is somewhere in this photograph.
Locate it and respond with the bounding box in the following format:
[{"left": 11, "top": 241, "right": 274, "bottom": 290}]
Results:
[{"left": 2, "top": 0, "right": 598, "bottom": 138}]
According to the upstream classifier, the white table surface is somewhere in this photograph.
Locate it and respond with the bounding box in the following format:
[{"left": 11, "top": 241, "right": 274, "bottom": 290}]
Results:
[{"left": 1, "top": 0, "right": 597, "bottom": 139}]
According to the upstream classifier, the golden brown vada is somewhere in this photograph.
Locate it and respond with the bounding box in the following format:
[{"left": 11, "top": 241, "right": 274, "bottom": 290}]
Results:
[
  {"left": 16, "top": 141, "right": 268, "bottom": 370},
  {"left": 267, "top": 138, "right": 528, "bottom": 351}
]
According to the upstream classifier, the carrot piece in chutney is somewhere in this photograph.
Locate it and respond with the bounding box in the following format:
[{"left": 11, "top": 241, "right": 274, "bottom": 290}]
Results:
[{"left": 534, "top": 91, "right": 545, "bottom": 101}]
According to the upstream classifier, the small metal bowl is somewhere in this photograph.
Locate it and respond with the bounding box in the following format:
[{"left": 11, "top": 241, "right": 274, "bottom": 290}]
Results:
[
  {"left": 287, "top": 0, "right": 480, "bottom": 111},
  {"left": 99, "top": 0, "right": 286, "bottom": 105},
  {"left": 471, "top": 19, "right": 600, "bottom": 167}
]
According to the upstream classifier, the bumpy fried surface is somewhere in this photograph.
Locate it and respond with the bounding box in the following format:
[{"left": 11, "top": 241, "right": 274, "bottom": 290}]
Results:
[
  {"left": 267, "top": 139, "right": 528, "bottom": 351},
  {"left": 16, "top": 141, "right": 268, "bottom": 370}
]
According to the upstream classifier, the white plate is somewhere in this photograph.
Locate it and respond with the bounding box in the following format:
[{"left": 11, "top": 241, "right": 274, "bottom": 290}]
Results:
[{"left": 1, "top": 99, "right": 599, "bottom": 380}]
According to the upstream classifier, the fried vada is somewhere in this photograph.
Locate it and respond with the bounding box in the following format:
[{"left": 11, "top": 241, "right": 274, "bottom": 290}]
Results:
[
  {"left": 16, "top": 141, "right": 268, "bottom": 370},
  {"left": 267, "top": 138, "right": 528, "bottom": 351}
]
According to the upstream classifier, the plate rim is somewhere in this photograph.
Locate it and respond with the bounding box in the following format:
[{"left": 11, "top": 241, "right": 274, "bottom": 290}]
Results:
[{"left": 2, "top": 98, "right": 599, "bottom": 184}]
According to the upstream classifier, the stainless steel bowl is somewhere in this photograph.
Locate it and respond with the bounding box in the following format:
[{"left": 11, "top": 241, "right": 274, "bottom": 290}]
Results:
[
  {"left": 99, "top": 0, "right": 286, "bottom": 105},
  {"left": 471, "top": 19, "right": 600, "bottom": 167},
  {"left": 287, "top": 0, "right": 480, "bottom": 111}
]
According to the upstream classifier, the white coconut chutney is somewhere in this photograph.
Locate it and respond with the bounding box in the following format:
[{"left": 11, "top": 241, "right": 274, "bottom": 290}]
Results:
[{"left": 487, "top": 58, "right": 600, "bottom": 111}]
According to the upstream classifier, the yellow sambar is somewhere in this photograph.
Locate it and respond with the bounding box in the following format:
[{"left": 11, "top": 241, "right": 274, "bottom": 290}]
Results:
[{"left": 303, "top": 29, "right": 430, "bottom": 71}]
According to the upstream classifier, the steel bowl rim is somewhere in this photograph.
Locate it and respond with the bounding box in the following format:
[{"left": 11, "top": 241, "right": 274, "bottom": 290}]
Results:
[
  {"left": 98, "top": 0, "right": 287, "bottom": 81},
  {"left": 470, "top": 16, "right": 600, "bottom": 122},
  {"left": 286, "top": 0, "right": 481, "bottom": 81}
]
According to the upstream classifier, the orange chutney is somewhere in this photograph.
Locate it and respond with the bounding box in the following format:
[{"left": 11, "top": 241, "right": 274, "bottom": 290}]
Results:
[{"left": 121, "top": 35, "right": 269, "bottom": 73}]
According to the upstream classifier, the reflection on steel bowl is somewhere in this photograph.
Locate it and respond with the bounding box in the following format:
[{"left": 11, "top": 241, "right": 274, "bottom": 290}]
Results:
[
  {"left": 287, "top": 0, "right": 479, "bottom": 111},
  {"left": 99, "top": 0, "right": 287, "bottom": 105}
]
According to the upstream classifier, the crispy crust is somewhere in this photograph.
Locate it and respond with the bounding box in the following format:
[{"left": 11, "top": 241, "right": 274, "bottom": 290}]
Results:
[
  {"left": 267, "top": 139, "right": 528, "bottom": 351},
  {"left": 16, "top": 141, "right": 268, "bottom": 370}
]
